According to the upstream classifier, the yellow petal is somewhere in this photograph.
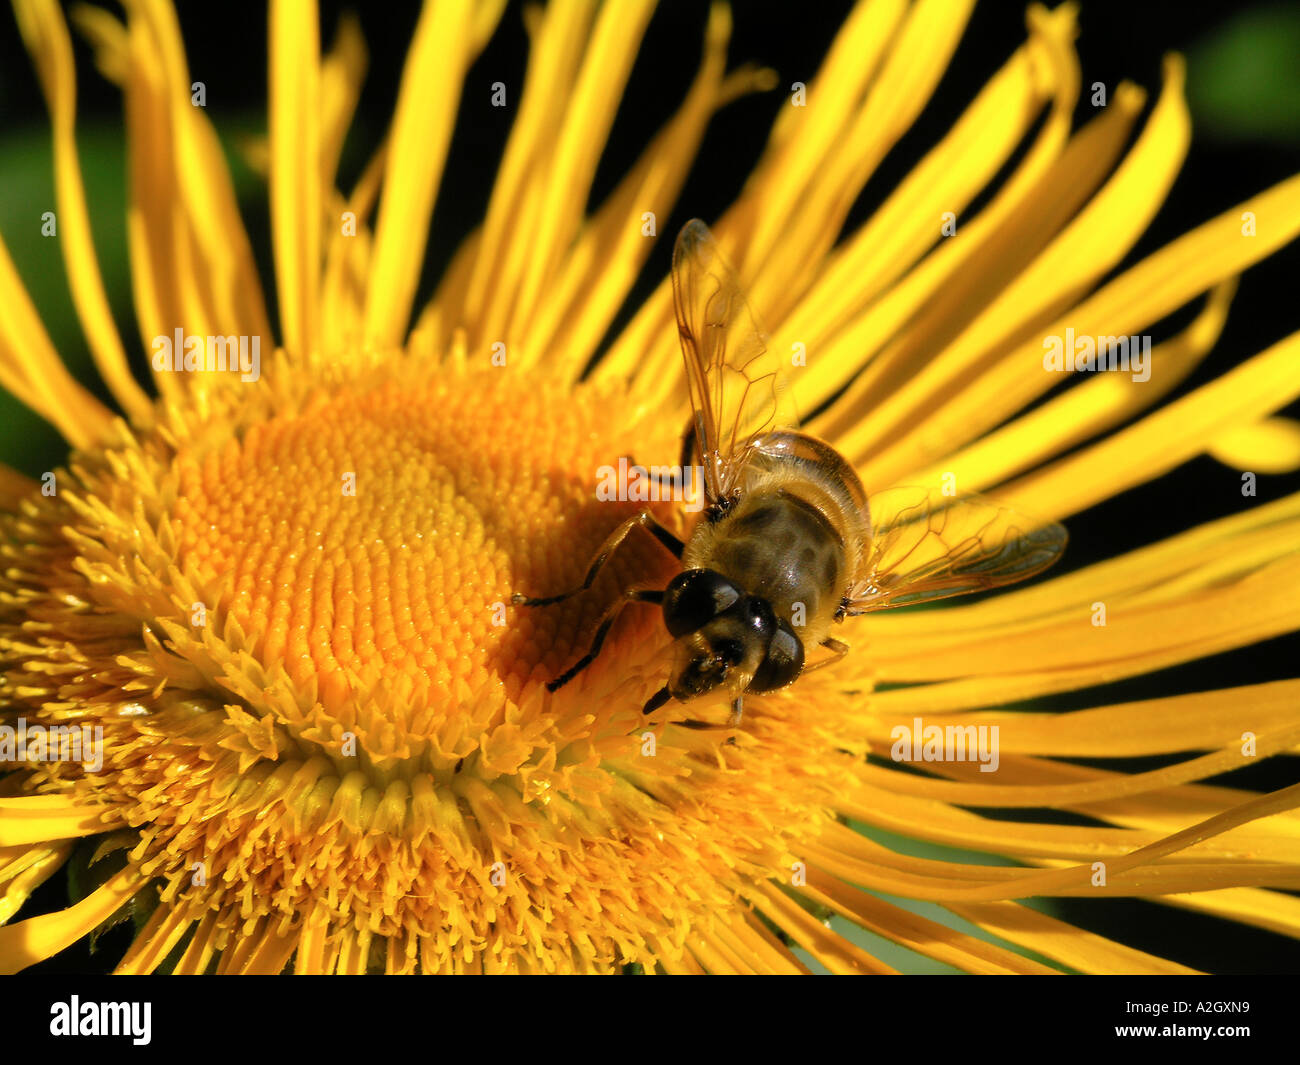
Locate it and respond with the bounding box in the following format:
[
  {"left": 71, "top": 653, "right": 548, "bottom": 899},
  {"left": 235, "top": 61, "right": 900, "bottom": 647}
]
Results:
[
  {"left": 804, "top": 867, "right": 1058, "bottom": 973},
  {"left": 13, "top": 0, "right": 151, "bottom": 422},
  {"left": 904, "top": 278, "right": 1235, "bottom": 495},
  {"left": 505, "top": 0, "right": 657, "bottom": 345},
  {"left": 835, "top": 780, "right": 1296, "bottom": 865},
  {"left": 1161, "top": 888, "right": 1300, "bottom": 940},
  {"left": 0, "top": 842, "right": 73, "bottom": 925},
  {"left": 0, "top": 863, "right": 143, "bottom": 973},
  {"left": 463, "top": 0, "right": 600, "bottom": 351},
  {"left": 1003, "top": 331, "right": 1300, "bottom": 519},
  {"left": 270, "top": 0, "right": 322, "bottom": 360},
  {"left": 947, "top": 901, "right": 1196, "bottom": 974},
  {"left": 750, "top": 880, "right": 895, "bottom": 973},
  {"left": 836, "top": 54, "right": 1191, "bottom": 473},
  {"left": 866, "top": 554, "right": 1300, "bottom": 707},
  {"left": 0, "top": 236, "right": 113, "bottom": 448},
  {"left": 0, "top": 796, "right": 112, "bottom": 847},
  {"left": 113, "top": 900, "right": 194, "bottom": 974},
  {"left": 365, "top": 0, "right": 504, "bottom": 347},
  {"left": 113, "top": 0, "right": 272, "bottom": 401},
  {"left": 319, "top": 13, "right": 367, "bottom": 200},
  {"left": 1208, "top": 416, "right": 1300, "bottom": 474},
  {"left": 520, "top": 4, "right": 775, "bottom": 381},
  {"left": 171, "top": 910, "right": 219, "bottom": 975}
]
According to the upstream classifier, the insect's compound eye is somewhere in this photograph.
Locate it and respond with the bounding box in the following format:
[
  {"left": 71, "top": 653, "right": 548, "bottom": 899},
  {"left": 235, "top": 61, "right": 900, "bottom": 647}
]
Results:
[
  {"left": 663, "top": 569, "right": 741, "bottom": 637},
  {"left": 749, "top": 619, "right": 805, "bottom": 692}
]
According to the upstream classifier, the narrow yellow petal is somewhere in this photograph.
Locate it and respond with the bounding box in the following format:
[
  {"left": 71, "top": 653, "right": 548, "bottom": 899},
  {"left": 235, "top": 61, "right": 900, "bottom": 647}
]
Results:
[
  {"left": 947, "top": 901, "right": 1196, "bottom": 974},
  {"left": 117, "top": 0, "right": 273, "bottom": 399},
  {"left": 741, "top": 0, "right": 910, "bottom": 277},
  {"left": 1208, "top": 416, "right": 1300, "bottom": 474},
  {"left": 113, "top": 901, "right": 194, "bottom": 974},
  {"left": 865, "top": 490, "right": 1300, "bottom": 642},
  {"left": 321, "top": 144, "right": 385, "bottom": 355},
  {"left": 758, "top": 0, "right": 907, "bottom": 180},
  {"left": 0, "top": 864, "right": 143, "bottom": 973},
  {"left": 1161, "top": 888, "right": 1300, "bottom": 941},
  {"left": 750, "top": 880, "right": 895, "bottom": 973},
  {"left": 520, "top": 4, "right": 774, "bottom": 381},
  {"left": 903, "top": 278, "right": 1235, "bottom": 496},
  {"left": 843, "top": 55, "right": 1192, "bottom": 476},
  {"left": 834, "top": 781, "right": 1295, "bottom": 864},
  {"left": 804, "top": 868, "right": 1059, "bottom": 974},
  {"left": 786, "top": 5, "right": 1086, "bottom": 417},
  {"left": 270, "top": 0, "right": 322, "bottom": 359},
  {"left": 171, "top": 910, "right": 219, "bottom": 975},
  {"left": 0, "top": 236, "right": 113, "bottom": 448},
  {"left": 506, "top": 0, "right": 657, "bottom": 345},
  {"left": 13, "top": 0, "right": 151, "bottom": 422},
  {"left": 924, "top": 753, "right": 1300, "bottom": 846},
  {"left": 866, "top": 554, "right": 1300, "bottom": 708},
  {"left": 0, "top": 796, "right": 111, "bottom": 847},
  {"left": 365, "top": 0, "right": 502, "bottom": 347},
  {"left": 234, "top": 919, "right": 301, "bottom": 975},
  {"left": 119, "top": 16, "right": 192, "bottom": 405},
  {"left": 806, "top": 86, "right": 1146, "bottom": 441},
  {"left": 807, "top": 813, "right": 1300, "bottom": 901},
  {"left": 292, "top": 912, "right": 332, "bottom": 974},
  {"left": 463, "top": 0, "right": 599, "bottom": 351},
  {"left": 0, "top": 842, "right": 73, "bottom": 925},
  {"left": 67, "top": 4, "right": 128, "bottom": 84},
  {"left": 713, "top": 912, "right": 809, "bottom": 974},
  {"left": 1003, "top": 331, "right": 1300, "bottom": 519},
  {"left": 875, "top": 679, "right": 1300, "bottom": 758},
  {"left": 741, "top": 0, "right": 977, "bottom": 316},
  {"left": 318, "top": 13, "right": 367, "bottom": 200},
  {"left": 856, "top": 734, "right": 1300, "bottom": 808},
  {"left": 687, "top": 932, "right": 750, "bottom": 975}
]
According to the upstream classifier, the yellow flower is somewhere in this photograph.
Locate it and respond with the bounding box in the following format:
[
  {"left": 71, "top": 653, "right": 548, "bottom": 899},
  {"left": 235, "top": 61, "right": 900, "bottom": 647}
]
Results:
[{"left": 1, "top": 0, "right": 1299, "bottom": 975}]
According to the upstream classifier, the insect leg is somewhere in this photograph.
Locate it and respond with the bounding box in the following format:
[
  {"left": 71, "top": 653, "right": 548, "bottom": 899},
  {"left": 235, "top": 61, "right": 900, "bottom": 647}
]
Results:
[
  {"left": 642, "top": 686, "right": 672, "bottom": 715},
  {"left": 631, "top": 455, "right": 684, "bottom": 495},
  {"left": 547, "top": 588, "right": 664, "bottom": 693},
  {"left": 676, "top": 696, "right": 743, "bottom": 733},
  {"left": 512, "top": 509, "right": 683, "bottom": 607},
  {"left": 800, "top": 636, "right": 850, "bottom": 674},
  {"left": 678, "top": 419, "right": 698, "bottom": 470}
]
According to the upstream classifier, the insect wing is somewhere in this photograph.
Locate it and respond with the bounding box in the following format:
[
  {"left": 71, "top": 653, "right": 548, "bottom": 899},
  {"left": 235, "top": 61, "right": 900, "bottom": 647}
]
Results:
[
  {"left": 845, "top": 486, "right": 1066, "bottom": 613},
  {"left": 671, "top": 219, "right": 798, "bottom": 504}
]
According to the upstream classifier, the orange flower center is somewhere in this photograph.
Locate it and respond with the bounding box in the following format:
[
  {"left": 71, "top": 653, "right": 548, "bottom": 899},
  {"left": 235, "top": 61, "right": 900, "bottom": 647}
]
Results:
[{"left": 173, "top": 365, "right": 680, "bottom": 740}]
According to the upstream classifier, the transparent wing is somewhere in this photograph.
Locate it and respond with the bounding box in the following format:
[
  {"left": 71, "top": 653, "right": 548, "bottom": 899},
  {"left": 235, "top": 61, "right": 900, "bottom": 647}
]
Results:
[
  {"left": 844, "top": 487, "right": 1067, "bottom": 613},
  {"left": 671, "top": 219, "right": 798, "bottom": 505}
]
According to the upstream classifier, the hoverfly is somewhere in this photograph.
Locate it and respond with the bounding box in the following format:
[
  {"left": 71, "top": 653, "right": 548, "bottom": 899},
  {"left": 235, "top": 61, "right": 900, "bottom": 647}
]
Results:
[{"left": 513, "top": 219, "right": 1066, "bottom": 728}]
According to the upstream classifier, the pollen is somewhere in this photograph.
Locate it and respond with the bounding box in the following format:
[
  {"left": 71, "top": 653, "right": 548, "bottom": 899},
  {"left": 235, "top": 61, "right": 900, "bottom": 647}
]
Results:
[
  {"left": 172, "top": 367, "right": 669, "bottom": 708},
  {"left": 2, "top": 359, "right": 848, "bottom": 973}
]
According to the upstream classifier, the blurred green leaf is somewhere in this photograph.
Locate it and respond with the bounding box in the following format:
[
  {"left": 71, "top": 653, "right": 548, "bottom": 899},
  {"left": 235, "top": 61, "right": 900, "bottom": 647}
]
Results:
[
  {"left": 0, "top": 114, "right": 266, "bottom": 478},
  {"left": 1187, "top": 4, "right": 1300, "bottom": 142},
  {"left": 0, "top": 123, "right": 129, "bottom": 477}
]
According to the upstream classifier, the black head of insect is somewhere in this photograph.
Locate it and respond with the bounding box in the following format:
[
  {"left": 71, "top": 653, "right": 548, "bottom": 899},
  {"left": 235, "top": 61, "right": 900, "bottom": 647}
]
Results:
[{"left": 661, "top": 568, "right": 804, "bottom": 701}]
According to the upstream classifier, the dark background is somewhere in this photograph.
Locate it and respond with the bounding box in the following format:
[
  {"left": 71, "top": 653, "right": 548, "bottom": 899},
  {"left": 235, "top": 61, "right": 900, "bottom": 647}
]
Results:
[{"left": 1, "top": 0, "right": 1298, "bottom": 973}]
